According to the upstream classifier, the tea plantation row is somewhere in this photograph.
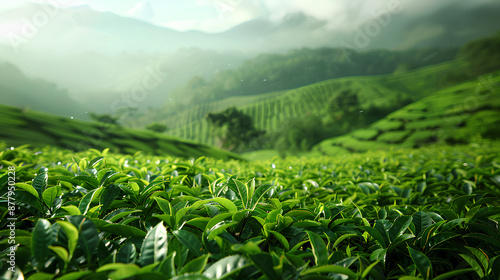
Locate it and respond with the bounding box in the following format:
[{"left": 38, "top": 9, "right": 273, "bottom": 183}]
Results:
[
  {"left": 132, "top": 60, "right": 459, "bottom": 146},
  {"left": 1, "top": 143, "right": 500, "bottom": 279},
  {"left": 314, "top": 70, "right": 500, "bottom": 155}
]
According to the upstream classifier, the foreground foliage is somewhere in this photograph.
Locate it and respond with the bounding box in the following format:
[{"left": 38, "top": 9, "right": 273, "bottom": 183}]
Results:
[{"left": 1, "top": 143, "right": 500, "bottom": 279}]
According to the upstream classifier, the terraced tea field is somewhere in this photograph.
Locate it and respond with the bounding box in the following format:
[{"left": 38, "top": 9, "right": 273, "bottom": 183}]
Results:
[
  {"left": 131, "top": 61, "right": 464, "bottom": 146},
  {"left": 314, "top": 71, "right": 500, "bottom": 155}
]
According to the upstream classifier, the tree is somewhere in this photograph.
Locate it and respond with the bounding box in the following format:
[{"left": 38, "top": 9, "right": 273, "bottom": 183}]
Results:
[
  {"left": 328, "top": 90, "right": 362, "bottom": 128},
  {"left": 146, "top": 122, "right": 167, "bottom": 133},
  {"left": 272, "top": 116, "right": 327, "bottom": 153},
  {"left": 458, "top": 31, "right": 500, "bottom": 77},
  {"left": 330, "top": 90, "right": 360, "bottom": 115},
  {"left": 88, "top": 113, "right": 119, "bottom": 125},
  {"left": 206, "top": 107, "right": 264, "bottom": 152}
]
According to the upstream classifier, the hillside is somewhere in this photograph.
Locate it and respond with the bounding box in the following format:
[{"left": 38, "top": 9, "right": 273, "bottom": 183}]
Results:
[
  {"left": 0, "top": 63, "right": 88, "bottom": 119},
  {"left": 117, "top": 32, "right": 500, "bottom": 154},
  {"left": 166, "top": 47, "right": 457, "bottom": 105},
  {"left": 127, "top": 59, "right": 466, "bottom": 148},
  {"left": 314, "top": 71, "right": 500, "bottom": 155},
  {"left": 4, "top": 1, "right": 500, "bottom": 118},
  {"left": 0, "top": 104, "right": 242, "bottom": 160}
]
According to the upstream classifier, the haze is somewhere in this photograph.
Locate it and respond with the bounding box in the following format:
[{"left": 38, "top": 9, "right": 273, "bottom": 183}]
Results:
[{"left": 0, "top": 0, "right": 499, "bottom": 117}]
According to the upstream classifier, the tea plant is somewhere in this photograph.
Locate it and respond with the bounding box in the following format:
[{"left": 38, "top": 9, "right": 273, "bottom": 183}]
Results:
[{"left": 1, "top": 143, "right": 500, "bottom": 279}]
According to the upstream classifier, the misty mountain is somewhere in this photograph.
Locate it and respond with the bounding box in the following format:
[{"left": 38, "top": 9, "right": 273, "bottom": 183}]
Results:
[
  {"left": 364, "top": 3, "right": 500, "bottom": 50},
  {"left": 0, "top": 1, "right": 499, "bottom": 115},
  {"left": 72, "top": 48, "right": 249, "bottom": 114},
  {"left": 3, "top": 2, "right": 498, "bottom": 54},
  {"left": 0, "top": 4, "right": 213, "bottom": 54},
  {"left": 0, "top": 63, "right": 88, "bottom": 118},
  {"left": 0, "top": 4, "right": 251, "bottom": 112},
  {"left": 162, "top": 45, "right": 458, "bottom": 107}
]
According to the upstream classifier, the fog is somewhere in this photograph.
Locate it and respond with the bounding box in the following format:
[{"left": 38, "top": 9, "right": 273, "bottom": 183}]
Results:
[{"left": 0, "top": 0, "right": 499, "bottom": 117}]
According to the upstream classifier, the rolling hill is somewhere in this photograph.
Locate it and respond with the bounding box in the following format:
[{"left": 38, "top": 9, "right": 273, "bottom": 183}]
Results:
[
  {"left": 164, "top": 47, "right": 458, "bottom": 105},
  {"left": 313, "top": 70, "right": 500, "bottom": 155},
  {"left": 0, "top": 104, "right": 242, "bottom": 160},
  {"left": 117, "top": 31, "right": 500, "bottom": 154},
  {"left": 128, "top": 59, "right": 467, "bottom": 148}
]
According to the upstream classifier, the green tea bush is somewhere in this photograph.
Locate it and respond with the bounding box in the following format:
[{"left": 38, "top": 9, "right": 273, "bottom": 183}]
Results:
[{"left": 1, "top": 143, "right": 500, "bottom": 279}]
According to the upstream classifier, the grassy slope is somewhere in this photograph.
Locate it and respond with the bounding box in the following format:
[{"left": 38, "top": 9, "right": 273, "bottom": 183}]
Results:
[
  {"left": 0, "top": 104, "right": 243, "bottom": 160},
  {"left": 314, "top": 71, "right": 500, "bottom": 155},
  {"left": 144, "top": 60, "right": 465, "bottom": 146}
]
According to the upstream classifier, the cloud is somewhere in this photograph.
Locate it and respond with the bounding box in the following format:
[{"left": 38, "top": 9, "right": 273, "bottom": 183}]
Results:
[
  {"left": 260, "top": 0, "right": 384, "bottom": 31},
  {"left": 1, "top": 0, "right": 497, "bottom": 36},
  {"left": 258, "top": 0, "right": 498, "bottom": 33},
  {"left": 162, "top": 0, "right": 263, "bottom": 33},
  {"left": 127, "top": 0, "right": 155, "bottom": 22},
  {"left": 163, "top": 20, "right": 198, "bottom": 32},
  {"left": 179, "top": 0, "right": 418, "bottom": 33}
]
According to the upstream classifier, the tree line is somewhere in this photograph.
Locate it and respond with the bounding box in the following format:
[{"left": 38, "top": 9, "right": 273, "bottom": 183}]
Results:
[{"left": 171, "top": 47, "right": 457, "bottom": 105}]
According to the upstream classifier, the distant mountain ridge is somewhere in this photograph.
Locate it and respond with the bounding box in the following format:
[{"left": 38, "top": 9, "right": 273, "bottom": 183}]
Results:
[
  {"left": 1, "top": 2, "right": 499, "bottom": 53},
  {"left": 0, "top": 1, "right": 499, "bottom": 116},
  {"left": 0, "top": 63, "right": 88, "bottom": 119},
  {"left": 165, "top": 46, "right": 458, "bottom": 105}
]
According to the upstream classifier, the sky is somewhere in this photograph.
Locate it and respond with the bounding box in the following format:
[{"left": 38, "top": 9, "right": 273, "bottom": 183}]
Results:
[
  {"left": 0, "top": 0, "right": 279, "bottom": 33},
  {"left": 1, "top": 0, "right": 496, "bottom": 34}
]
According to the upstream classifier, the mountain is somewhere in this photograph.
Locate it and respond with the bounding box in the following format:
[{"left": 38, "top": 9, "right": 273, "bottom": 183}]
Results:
[
  {"left": 221, "top": 3, "right": 500, "bottom": 52},
  {"left": 0, "top": 63, "right": 88, "bottom": 118},
  {"left": 164, "top": 46, "right": 458, "bottom": 105},
  {"left": 0, "top": 4, "right": 250, "bottom": 112},
  {"left": 2, "top": 2, "right": 499, "bottom": 54},
  {"left": 0, "top": 1, "right": 499, "bottom": 115},
  {"left": 352, "top": 2, "right": 500, "bottom": 50},
  {"left": 0, "top": 4, "right": 212, "bottom": 54},
  {"left": 72, "top": 48, "right": 249, "bottom": 113},
  {"left": 122, "top": 57, "right": 466, "bottom": 150}
]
